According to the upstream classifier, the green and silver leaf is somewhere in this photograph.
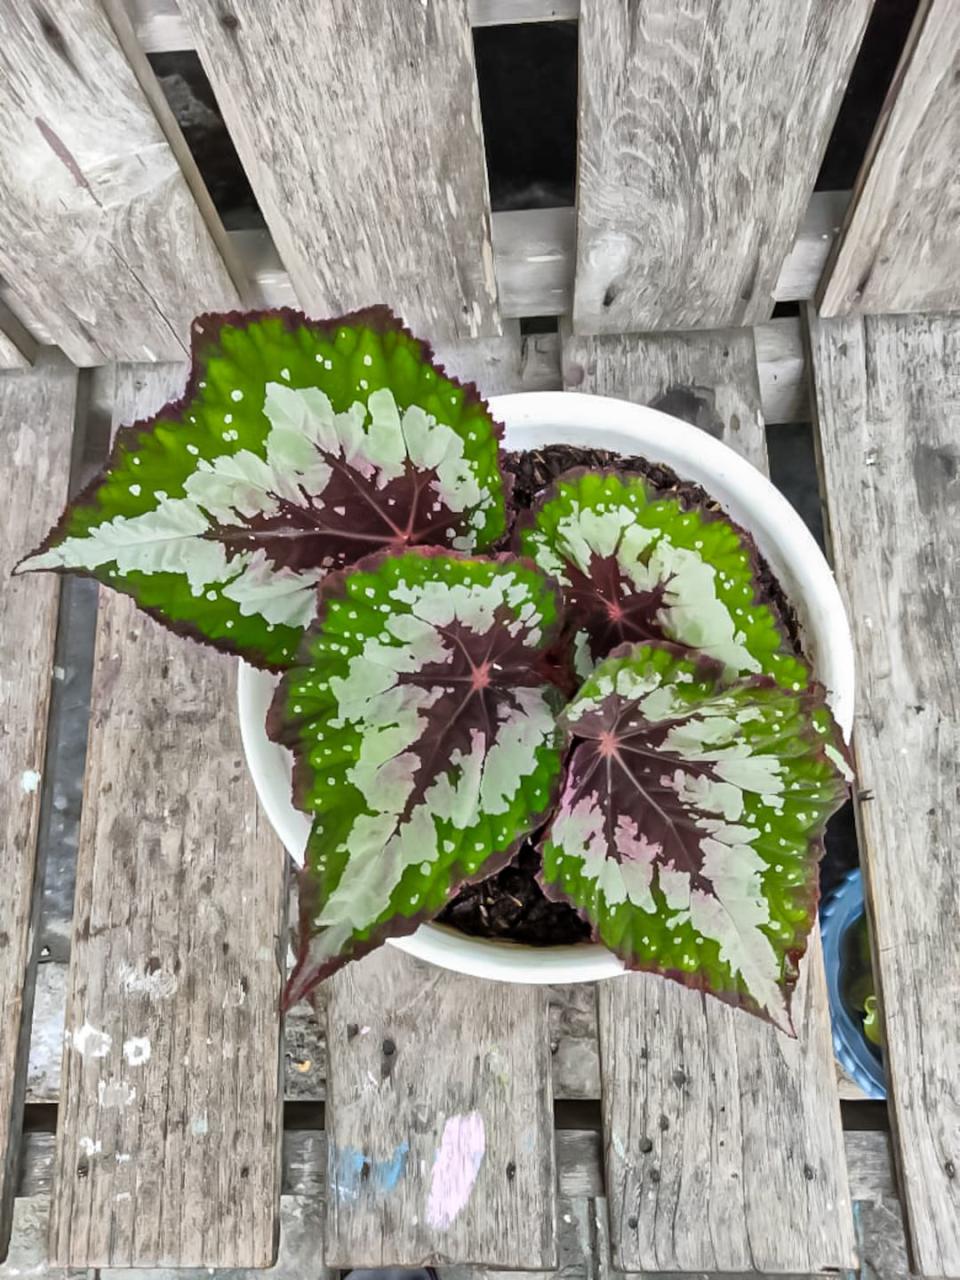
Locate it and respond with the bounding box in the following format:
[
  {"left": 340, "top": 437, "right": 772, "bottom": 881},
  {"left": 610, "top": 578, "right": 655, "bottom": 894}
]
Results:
[
  {"left": 540, "top": 642, "right": 850, "bottom": 1032},
  {"left": 518, "top": 468, "right": 807, "bottom": 688},
  {"left": 17, "top": 308, "right": 508, "bottom": 669},
  {"left": 269, "top": 549, "right": 566, "bottom": 1003}
]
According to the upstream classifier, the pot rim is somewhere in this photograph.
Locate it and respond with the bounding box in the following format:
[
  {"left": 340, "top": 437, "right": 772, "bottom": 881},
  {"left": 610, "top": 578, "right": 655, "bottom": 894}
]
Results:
[{"left": 238, "top": 389, "right": 855, "bottom": 985}]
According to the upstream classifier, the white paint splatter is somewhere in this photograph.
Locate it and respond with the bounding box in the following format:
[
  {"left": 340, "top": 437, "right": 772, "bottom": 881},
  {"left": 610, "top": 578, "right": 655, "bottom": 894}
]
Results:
[
  {"left": 78, "top": 1137, "right": 102, "bottom": 1156},
  {"left": 190, "top": 1113, "right": 208, "bottom": 1137},
  {"left": 97, "top": 1079, "right": 136, "bottom": 1108},
  {"left": 70, "top": 1023, "right": 112, "bottom": 1058},
  {"left": 221, "top": 979, "right": 246, "bottom": 1009},
  {"left": 425, "top": 1111, "right": 486, "bottom": 1229},
  {"left": 122, "top": 1036, "right": 151, "bottom": 1066},
  {"left": 118, "top": 960, "right": 178, "bottom": 1000},
  {"left": 20, "top": 770, "right": 40, "bottom": 793}
]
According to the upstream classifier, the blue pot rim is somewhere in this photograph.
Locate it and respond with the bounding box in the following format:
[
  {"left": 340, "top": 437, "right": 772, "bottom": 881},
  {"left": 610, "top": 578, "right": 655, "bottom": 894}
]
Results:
[{"left": 819, "top": 867, "right": 887, "bottom": 1100}]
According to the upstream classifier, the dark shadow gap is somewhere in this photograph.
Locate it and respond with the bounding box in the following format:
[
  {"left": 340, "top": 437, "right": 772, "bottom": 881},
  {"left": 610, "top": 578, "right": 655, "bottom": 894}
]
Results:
[
  {"left": 147, "top": 50, "right": 263, "bottom": 229},
  {"left": 816, "top": 0, "right": 923, "bottom": 190},
  {"left": 473, "top": 22, "right": 578, "bottom": 211},
  {"left": 520, "top": 315, "right": 561, "bottom": 335}
]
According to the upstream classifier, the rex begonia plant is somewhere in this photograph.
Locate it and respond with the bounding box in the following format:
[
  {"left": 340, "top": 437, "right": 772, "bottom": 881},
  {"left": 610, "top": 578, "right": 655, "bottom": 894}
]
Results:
[{"left": 18, "top": 307, "right": 851, "bottom": 1033}]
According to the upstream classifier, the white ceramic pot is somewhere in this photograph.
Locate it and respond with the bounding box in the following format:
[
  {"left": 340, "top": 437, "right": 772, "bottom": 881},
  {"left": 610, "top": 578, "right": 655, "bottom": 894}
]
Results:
[{"left": 238, "top": 391, "right": 855, "bottom": 985}]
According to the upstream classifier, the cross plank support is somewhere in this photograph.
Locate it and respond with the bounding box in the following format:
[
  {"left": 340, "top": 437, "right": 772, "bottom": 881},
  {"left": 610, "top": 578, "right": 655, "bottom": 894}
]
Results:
[{"left": 573, "top": 0, "right": 872, "bottom": 333}]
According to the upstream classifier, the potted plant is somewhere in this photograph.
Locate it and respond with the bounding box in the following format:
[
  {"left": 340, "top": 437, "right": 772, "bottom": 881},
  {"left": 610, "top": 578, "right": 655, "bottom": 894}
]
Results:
[{"left": 17, "top": 308, "right": 854, "bottom": 1035}]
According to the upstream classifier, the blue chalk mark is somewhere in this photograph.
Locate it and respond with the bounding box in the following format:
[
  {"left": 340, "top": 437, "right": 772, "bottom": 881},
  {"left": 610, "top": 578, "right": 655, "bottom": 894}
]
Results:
[
  {"left": 376, "top": 1140, "right": 409, "bottom": 1192},
  {"left": 333, "top": 1141, "right": 410, "bottom": 1202}
]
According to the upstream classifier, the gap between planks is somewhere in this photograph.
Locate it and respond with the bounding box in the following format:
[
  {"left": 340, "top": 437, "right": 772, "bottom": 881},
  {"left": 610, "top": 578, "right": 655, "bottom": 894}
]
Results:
[{"left": 0, "top": 353, "right": 82, "bottom": 1261}]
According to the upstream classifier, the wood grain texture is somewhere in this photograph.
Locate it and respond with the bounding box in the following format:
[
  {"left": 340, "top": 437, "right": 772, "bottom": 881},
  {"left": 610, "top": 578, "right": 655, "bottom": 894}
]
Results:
[
  {"left": 471, "top": 0, "right": 578, "bottom": 23},
  {"left": 573, "top": 1, "right": 872, "bottom": 334},
  {"left": 433, "top": 324, "right": 563, "bottom": 395},
  {"left": 0, "top": 354, "right": 77, "bottom": 1260},
  {"left": 0, "top": 2, "right": 239, "bottom": 366},
  {"left": 323, "top": 947, "right": 556, "bottom": 1267},
  {"left": 126, "top": 0, "right": 579, "bottom": 53},
  {"left": 124, "top": 0, "right": 191, "bottom": 53},
  {"left": 808, "top": 309, "right": 960, "bottom": 1278},
  {"left": 586, "top": 329, "right": 854, "bottom": 1273},
  {"left": 18, "top": 1125, "right": 900, "bottom": 1219},
  {"left": 599, "top": 939, "right": 856, "bottom": 1273},
  {"left": 755, "top": 316, "right": 809, "bottom": 427},
  {"left": 493, "top": 207, "right": 576, "bottom": 319},
  {"left": 28, "top": 962, "right": 600, "bottom": 1103},
  {"left": 49, "top": 365, "right": 287, "bottom": 1268},
  {"left": 561, "top": 325, "right": 768, "bottom": 472},
  {"left": 776, "top": 191, "right": 851, "bottom": 305},
  {"left": 177, "top": 0, "right": 499, "bottom": 342},
  {"left": 819, "top": 0, "right": 960, "bottom": 317}
]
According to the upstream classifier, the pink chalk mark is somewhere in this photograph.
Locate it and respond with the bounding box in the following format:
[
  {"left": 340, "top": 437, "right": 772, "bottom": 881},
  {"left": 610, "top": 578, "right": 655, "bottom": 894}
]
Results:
[{"left": 425, "top": 1111, "right": 485, "bottom": 1229}]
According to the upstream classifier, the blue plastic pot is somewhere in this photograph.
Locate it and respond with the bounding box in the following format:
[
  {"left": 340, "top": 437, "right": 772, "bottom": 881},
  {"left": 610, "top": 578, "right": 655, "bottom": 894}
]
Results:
[{"left": 819, "top": 868, "right": 886, "bottom": 1100}]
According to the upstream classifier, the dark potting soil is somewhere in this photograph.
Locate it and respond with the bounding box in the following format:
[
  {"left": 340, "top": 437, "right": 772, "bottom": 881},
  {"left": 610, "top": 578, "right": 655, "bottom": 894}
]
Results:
[{"left": 437, "top": 442, "right": 804, "bottom": 948}]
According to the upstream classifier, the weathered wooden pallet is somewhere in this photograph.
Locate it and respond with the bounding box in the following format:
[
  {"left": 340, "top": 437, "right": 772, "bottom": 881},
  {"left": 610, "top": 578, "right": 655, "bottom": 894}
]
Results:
[{"left": 1, "top": 0, "right": 959, "bottom": 1275}]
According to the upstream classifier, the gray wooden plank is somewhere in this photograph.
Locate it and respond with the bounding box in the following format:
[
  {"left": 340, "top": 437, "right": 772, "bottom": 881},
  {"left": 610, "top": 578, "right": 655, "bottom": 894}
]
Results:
[
  {"left": 433, "top": 324, "right": 565, "bottom": 396},
  {"left": 573, "top": 1, "right": 872, "bottom": 334},
  {"left": 176, "top": 0, "right": 499, "bottom": 342},
  {"left": 0, "top": 354, "right": 78, "bottom": 1260},
  {"left": 0, "top": 1199, "right": 91, "bottom": 1280},
  {"left": 561, "top": 325, "right": 769, "bottom": 472},
  {"left": 124, "top": 0, "right": 191, "bottom": 53},
  {"left": 493, "top": 207, "right": 577, "bottom": 319},
  {"left": 323, "top": 947, "right": 556, "bottom": 1267},
  {"left": 49, "top": 365, "right": 287, "bottom": 1268},
  {"left": 3, "top": 1194, "right": 328, "bottom": 1280},
  {"left": 585, "top": 329, "right": 854, "bottom": 1272},
  {"left": 99, "top": 0, "right": 253, "bottom": 307},
  {"left": 776, "top": 191, "right": 851, "bottom": 305},
  {"left": 471, "top": 0, "right": 578, "bottom": 24},
  {"left": 808, "top": 308, "right": 960, "bottom": 1279},
  {"left": 0, "top": 4, "right": 239, "bottom": 366},
  {"left": 819, "top": 0, "right": 960, "bottom": 317},
  {"left": 599, "top": 942, "right": 855, "bottom": 1273},
  {"left": 854, "top": 1198, "right": 911, "bottom": 1280},
  {"left": 754, "top": 317, "right": 809, "bottom": 427},
  {"left": 126, "top": 0, "right": 579, "bottom": 53},
  {"left": 231, "top": 195, "right": 844, "bottom": 323}
]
